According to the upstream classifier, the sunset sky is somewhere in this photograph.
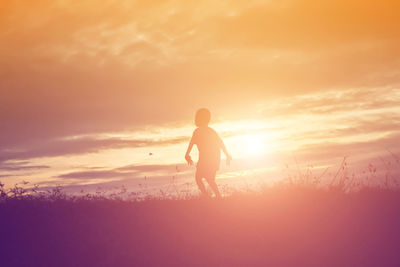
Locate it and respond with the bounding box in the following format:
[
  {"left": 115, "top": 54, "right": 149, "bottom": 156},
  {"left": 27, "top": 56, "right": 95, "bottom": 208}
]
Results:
[{"left": 1, "top": 0, "right": 400, "bottom": 193}]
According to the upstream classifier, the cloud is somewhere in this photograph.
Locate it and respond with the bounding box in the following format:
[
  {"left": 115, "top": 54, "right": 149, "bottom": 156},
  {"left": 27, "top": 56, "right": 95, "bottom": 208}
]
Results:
[
  {"left": 57, "top": 162, "right": 189, "bottom": 180},
  {"left": 294, "top": 116, "right": 400, "bottom": 142},
  {"left": 0, "top": 164, "right": 50, "bottom": 171},
  {"left": 1, "top": 0, "right": 400, "bottom": 157},
  {"left": 263, "top": 87, "right": 400, "bottom": 117},
  {"left": 116, "top": 164, "right": 180, "bottom": 172},
  {"left": 216, "top": 0, "right": 400, "bottom": 49},
  {"left": 0, "top": 160, "right": 50, "bottom": 171},
  {"left": 0, "top": 136, "right": 188, "bottom": 163},
  {"left": 295, "top": 132, "right": 400, "bottom": 162},
  {"left": 58, "top": 170, "right": 129, "bottom": 180}
]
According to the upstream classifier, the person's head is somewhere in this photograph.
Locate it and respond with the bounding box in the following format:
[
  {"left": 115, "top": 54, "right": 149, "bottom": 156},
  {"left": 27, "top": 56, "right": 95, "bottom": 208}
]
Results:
[{"left": 195, "top": 108, "right": 211, "bottom": 127}]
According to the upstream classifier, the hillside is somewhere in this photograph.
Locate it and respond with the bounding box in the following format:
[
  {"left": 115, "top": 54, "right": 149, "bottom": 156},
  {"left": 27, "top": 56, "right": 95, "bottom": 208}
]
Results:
[{"left": 1, "top": 186, "right": 400, "bottom": 266}]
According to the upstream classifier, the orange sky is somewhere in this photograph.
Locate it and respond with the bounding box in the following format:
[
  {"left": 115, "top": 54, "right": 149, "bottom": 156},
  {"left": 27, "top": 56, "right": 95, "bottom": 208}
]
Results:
[{"left": 1, "top": 0, "right": 400, "bottom": 192}]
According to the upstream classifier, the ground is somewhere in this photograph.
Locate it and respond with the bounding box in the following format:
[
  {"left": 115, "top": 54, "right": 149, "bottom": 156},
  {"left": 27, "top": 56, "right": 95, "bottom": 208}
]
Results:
[{"left": 1, "top": 187, "right": 400, "bottom": 266}]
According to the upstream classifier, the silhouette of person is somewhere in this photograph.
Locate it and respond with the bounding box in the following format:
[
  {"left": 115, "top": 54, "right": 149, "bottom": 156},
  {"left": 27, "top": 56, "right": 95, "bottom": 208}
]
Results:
[{"left": 185, "top": 108, "right": 232, "bottom": 199}]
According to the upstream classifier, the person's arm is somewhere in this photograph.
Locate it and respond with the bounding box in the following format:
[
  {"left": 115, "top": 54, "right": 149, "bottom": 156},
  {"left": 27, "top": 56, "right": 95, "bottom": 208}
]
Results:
[
  {"left": 185, "top": 142, "right": 194, "bottom": 165},
  {"left": 185, "top": 132, "right": 195, "bottom": 165},
  {"left": 219, "top": 136, "right": 232, "bottom": 166}
]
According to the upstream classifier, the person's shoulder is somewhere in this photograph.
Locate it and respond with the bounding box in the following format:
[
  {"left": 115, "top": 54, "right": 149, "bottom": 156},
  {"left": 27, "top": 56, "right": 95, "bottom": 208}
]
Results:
[
  {"left": 208, "top": 127, "right": 222, "bottom": 143},
  {"left": 192, "top": 127, "right": 201, "bottom": 137},
  {"left": 194, "top": 127, "right": 210, "bottom": 137},
  {"left": 207, "top": 127, "right": 219, "bottom": 135}
]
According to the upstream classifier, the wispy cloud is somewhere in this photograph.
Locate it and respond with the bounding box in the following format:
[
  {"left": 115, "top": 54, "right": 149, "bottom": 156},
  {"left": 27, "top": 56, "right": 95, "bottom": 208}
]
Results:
[
  {"left": 57, "top": 162, "right": 189, "bottom": 180},
  {"left": 295, "top": 132, "right": 400, "bottom": 161},
  {"left": 0, "top": 136, "right": 188, "bottom": 163},
  {"left": 0, "top": 160, "right": 50, "bottom": 171},
  {"left": 263, "top": 87, "right": 400, "bottom": 118}
]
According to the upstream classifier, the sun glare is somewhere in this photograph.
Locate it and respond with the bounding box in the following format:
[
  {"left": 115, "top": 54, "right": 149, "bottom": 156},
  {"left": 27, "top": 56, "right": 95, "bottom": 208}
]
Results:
[{"left": 242, "top": 134, "right": 265, "bottom": 156}]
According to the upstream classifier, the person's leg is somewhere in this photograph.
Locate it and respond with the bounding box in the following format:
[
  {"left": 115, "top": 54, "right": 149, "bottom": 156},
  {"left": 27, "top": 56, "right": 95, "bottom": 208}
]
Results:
[
  {"left": 195, "top": 170, "right": 207, "bottom": 196},
  {"left": 206, "top": 172, "right": 221, "bottom": 199}
]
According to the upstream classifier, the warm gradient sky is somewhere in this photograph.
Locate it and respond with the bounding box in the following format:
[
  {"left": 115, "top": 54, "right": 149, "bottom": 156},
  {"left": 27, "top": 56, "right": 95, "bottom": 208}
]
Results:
[{"left": 1, "top": 0, "right": 400, "bottom": 193}]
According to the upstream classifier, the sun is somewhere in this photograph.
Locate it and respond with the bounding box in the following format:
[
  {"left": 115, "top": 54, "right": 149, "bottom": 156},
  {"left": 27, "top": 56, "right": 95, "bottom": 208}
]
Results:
[{"left": 242, "top": 134, "right": 265, "bottom": 156}]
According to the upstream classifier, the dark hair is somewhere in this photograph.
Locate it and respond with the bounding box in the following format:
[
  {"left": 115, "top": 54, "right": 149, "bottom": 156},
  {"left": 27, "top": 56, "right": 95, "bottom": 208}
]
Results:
[{"left": 195, "top": 108, "right": 211, "bottom": 127}]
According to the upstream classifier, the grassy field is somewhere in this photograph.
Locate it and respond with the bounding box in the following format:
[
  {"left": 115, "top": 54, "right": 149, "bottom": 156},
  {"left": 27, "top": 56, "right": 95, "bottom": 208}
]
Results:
[{"left": 1, "top": 182, "right": 400, "bottom": 267}]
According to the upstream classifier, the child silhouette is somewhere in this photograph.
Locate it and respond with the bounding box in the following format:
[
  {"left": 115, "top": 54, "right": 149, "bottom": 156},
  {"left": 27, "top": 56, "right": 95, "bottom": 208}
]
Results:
[{"left": 185, "top": 108, "right": 232, "bottom": 199}]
